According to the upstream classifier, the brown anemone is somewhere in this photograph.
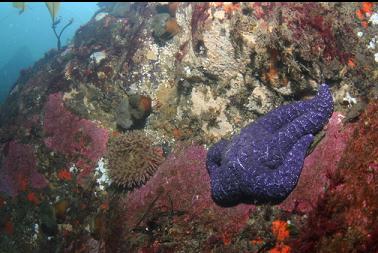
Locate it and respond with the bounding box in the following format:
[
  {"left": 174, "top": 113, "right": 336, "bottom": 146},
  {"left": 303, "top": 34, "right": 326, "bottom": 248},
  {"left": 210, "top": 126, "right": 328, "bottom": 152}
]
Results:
[{"left": 106, "top": 130, "right": 164, "bottom": 191}]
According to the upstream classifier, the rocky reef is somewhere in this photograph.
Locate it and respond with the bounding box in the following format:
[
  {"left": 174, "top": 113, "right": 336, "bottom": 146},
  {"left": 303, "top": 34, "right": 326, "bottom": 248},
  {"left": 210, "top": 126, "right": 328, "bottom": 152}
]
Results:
[{"left": 0, "top": 2, "right": 377, "bottom": 252}]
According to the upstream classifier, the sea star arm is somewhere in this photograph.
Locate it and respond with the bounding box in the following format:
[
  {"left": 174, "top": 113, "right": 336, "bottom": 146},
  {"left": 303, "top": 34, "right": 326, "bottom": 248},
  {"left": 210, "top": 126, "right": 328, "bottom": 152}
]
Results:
[
  {"left": 206, "top": 139, "right": 229, "bottom": 176},
  {"left": 248, "top": 83, "right": 333, "bottom": 135},
  {"left": 259, "top": 84, "right": 333, "bottom": 168},
  {"left": 267, "top": 133, "right": 314, "bottom": 203},
  {"left": 207, "top": 84, "right": 333, "bottom": 207}
]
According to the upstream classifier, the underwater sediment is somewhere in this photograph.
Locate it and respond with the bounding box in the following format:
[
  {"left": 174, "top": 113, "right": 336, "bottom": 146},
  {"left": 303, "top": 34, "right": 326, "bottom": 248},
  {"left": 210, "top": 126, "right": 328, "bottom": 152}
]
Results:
[{"left": 0, "top": 2, "right": 377, "bottom": 252}]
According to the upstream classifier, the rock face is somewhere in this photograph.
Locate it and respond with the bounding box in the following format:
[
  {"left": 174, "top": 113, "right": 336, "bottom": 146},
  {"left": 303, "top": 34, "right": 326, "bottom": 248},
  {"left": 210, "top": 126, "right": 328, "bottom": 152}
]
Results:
[{"left": 0, "top": 2, "right": 376, "bottom": 252}]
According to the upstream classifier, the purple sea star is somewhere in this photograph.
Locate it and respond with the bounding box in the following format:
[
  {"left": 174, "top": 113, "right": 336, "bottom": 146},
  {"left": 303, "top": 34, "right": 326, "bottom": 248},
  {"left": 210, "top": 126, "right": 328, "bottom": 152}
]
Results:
[{"left": 207, "top": 84, "right": 334, "bottom": 207}]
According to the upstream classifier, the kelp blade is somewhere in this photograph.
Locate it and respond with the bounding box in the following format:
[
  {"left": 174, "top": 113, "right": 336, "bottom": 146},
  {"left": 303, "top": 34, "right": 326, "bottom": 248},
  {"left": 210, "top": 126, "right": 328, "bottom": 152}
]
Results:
[
  {"left": 45, "top": 2, "right": 60, "bottom": 22},
  {"left": 12, "top": 2, "right": 26, "bottom": 13}
]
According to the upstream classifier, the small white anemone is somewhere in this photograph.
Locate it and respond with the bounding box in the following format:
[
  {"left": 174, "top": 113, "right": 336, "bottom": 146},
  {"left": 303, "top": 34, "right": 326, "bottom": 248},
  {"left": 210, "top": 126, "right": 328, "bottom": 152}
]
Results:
[
  {"left": 69, "top": 164, "right": 78, "bottom": 174},
  {"left": 369, "top": 13, "right": 378, "bottom": 25},
  {"left": 94, "top": 157, "right": 111, "bottom": 190},
  {"left": 90, "top": 51, "right": 107, "bottom": 64},
  {"left": 95, "top": 12, "right": 108, "bottom": 21},
  {"left": 343, "top": 91, "right": 357, "bottom": 107}
]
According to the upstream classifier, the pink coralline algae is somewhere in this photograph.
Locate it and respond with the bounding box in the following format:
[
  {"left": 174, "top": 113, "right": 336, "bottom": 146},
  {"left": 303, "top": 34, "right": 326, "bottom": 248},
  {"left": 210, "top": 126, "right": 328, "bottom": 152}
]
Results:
[
  {"left": 43, "top": 92, "right": 109, "bottom": 183},
  {"left": 279, "top": 112, "right": 356, "bottom": 213},
  {"left": 293, "top": 101, "right": 378, "bottom": 253},
  {"left": 0, "top": 140, "right": 47, "bottom": 197},
  {"left": 124, "top": 144, "right": 254, "bottom": 238}
]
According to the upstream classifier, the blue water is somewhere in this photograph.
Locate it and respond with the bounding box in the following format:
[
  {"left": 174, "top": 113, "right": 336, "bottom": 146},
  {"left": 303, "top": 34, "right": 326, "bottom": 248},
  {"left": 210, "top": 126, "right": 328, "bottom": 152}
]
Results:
[{"left": 0, "top": 2, "right": 98, "bottom": 104}]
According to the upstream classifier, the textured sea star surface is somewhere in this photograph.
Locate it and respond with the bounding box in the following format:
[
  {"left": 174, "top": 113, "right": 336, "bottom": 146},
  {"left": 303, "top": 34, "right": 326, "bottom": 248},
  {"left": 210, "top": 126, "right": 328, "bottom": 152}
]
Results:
[{"left": 207, "top": 84, "right": 334, "bottom": 207}]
